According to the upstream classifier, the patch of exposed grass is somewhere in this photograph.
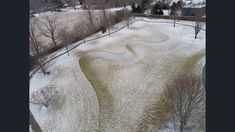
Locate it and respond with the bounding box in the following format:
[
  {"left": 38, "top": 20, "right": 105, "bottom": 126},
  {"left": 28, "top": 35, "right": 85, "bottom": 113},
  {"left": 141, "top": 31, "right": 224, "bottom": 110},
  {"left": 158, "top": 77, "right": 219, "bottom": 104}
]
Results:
[
  {"left": 129, "top": 26, "right": 141, "bottom": 30},
  {"left": 126, "top": 45, "right": 136, "bottom": 54},
  {"left": 181, "top": 51, "right": 205, "bottom": 74},
  {"left": 137, "top": 51, "right": 205, "bottom": 131},
  {"left": 79, "top": 56, "right": 114, "bottom": 130},
  {"left": 137, "top": 93, "right": 172, "bottom": 132}
]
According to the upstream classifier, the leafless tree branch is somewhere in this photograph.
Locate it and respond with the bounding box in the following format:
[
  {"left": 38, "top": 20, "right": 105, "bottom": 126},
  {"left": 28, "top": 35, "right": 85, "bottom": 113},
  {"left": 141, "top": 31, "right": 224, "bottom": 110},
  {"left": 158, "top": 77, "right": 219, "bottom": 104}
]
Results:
[{"left": 39, "top": 15, "right": 59, "bottom": 47}]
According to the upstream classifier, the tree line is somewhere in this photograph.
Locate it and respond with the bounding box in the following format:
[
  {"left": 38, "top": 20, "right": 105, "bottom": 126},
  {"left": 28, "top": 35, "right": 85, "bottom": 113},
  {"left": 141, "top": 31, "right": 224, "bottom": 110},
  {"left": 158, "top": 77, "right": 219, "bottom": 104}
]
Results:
[{"left": 30, "top": 8, "right": 131, "bottom": 75}]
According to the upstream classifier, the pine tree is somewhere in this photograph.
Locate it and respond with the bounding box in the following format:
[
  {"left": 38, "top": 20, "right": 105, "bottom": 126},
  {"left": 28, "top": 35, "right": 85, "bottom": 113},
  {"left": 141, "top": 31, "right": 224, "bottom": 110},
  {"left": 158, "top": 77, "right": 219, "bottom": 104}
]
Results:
[
  {"left": 151, "top": 3, "right": 163, "bottom": 15},
  {"left": 131, "top": 4, "right": 136, "bottom": 13},
  {"left": 170, "top": 2, "right": 177, "bottom": 15}
]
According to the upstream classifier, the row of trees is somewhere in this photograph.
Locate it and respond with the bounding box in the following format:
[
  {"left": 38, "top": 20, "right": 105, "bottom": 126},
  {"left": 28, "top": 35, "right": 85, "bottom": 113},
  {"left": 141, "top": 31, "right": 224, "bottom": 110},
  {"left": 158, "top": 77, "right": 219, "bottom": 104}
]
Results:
[
  {"left": 30, "top": 0, "right": 143, "bottom": 13},
  {"left": 132, "top": 0, "right": 204, "bottom": 39},
  {"left": 131, "top": 0, "right": 182, "bottom": 15},
  {"left": 30, "top": 8, "right": 131, "bottom": 75},
  {"left": 170, "top": 1, "right": 183, "bottom": 15},
  {"left": 131, "top": 0, "right": 152, "bottom": 13},
  {"left": 30, "top": 0, "right": 80, "bottom": 12},
  {"left": 81, "top": 0, "right": 143, "bottom": 8}
]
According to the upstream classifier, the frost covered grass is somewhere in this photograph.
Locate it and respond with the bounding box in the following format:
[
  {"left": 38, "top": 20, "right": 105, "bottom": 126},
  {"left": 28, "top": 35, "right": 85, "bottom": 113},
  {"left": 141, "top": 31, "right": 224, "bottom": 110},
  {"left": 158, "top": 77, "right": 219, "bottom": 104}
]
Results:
[
  {"left": 79, "top": 57, "right": 114, "bottom": 130},
  {"left": 181, "top": 50, "right": 205, "bottom": 74},
  {"left": 30, "top": 18, "right": 205, "bottom": 132}
]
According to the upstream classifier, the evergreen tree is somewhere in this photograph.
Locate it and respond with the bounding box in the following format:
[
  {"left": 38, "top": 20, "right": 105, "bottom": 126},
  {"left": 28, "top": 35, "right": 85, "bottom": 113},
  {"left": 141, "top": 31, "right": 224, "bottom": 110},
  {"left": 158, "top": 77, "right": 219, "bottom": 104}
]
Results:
[
  {"left": 141, "top": 0, "right": 150, "bottom": 10},
  {"left": 170, "top": 2, "right": 177, "bottom": 15},
  {"left": 151, "top": 2, "right": 163, "bottom": 15},
  {"left": 158, "top": 9, "right": 164, "bottom": 15},
  {"left": 131, "top": 4, "right": 136, "bottom": 13},
  {"left": 136, "top": 4, "right": 144, "bottom": 13},
  {"left": 162, "top": 2, "right": 169, "bottom": 9},
  {"left": 176, "top": 0, "right": 182, "bottom": 9}
]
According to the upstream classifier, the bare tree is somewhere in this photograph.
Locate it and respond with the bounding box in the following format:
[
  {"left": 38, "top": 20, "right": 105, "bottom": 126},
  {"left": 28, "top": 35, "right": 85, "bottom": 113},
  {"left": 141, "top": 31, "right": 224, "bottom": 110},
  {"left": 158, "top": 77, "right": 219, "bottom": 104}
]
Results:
[
  {"left": 106, "top": 13, "right": 116, "bottom": 36},
  {"left": 194, "top": 9, "right": 204, "bottom": 39},
  {"left": 172, "top": 9, "right": 181, "bottom": 28},
  {"left": 94, "top": 0, "right": 111, "bottom": 28},
  {"left": 173, "top": 9, "right": 180, "bottom": 27},
  {"left": 105, "top": 12, "right": 120, "bottom": 36},
  {"left": 30, "top": 85, "right": 57, "bottom": 107},
  {"left": 84, "top": 0, "right": 94, "bottom": 29},
  {"left": 40, "top": 15, "right": 59, "bottom": 47},
  {"left": 170, "top": 2, "right": 181, "bottom": 28},
  {"left": 74, "top": 22, "right": 87, "bottom": 44},
  {"left": 30, "top": 18, "right": 47, "bottom": 75},
  {"left": 123, "top": 9, "right": 131, "bottom": 28},
  {"left": 58, "top": 27, "right": 74, "bottom": 56},
  {"left": 162, "top": 74, "right": 205, "bottom": 132}
]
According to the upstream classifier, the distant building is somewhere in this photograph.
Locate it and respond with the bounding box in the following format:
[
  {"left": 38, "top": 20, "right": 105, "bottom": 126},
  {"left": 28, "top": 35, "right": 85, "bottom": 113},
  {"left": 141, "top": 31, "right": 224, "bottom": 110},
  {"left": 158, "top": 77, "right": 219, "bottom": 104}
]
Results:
[{"left": 181, "top": 4, "right": 206, "bottom": 16}]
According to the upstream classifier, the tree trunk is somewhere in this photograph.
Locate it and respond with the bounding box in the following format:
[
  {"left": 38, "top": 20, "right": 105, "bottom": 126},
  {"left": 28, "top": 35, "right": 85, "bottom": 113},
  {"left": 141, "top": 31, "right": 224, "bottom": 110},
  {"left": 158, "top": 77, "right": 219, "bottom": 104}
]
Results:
[
  {"left": 37, "top": 59, "right": 46, "bottom": 75},
  {"left": 29, "top": 110, "right": 42, "bottom": 132},
  {"left": 52, "top": 37, "right": 57, "bottom": 47},
  {"left": 179, "top": 120, "right": 185, "bottom": 132},
  {"left": 195, "top": 32, "right": 197, "bottom": 39},
  {"left": 102, "top": 9, "right": 107, "bottom": 27},
  {"left": 83, "top": 38, "right": 86, "bottom": 44},
  {"left": 108, "top": 27, "right": 110, "bottom": 37},
  {"left": 88, "top": 10, "right": 93, "bottom": 26},
  {"left": 65, "top": 45, "right": 70, "bottom": 56},
  {"left": 174, "top": 18, "right": 176, "bottom": 28}
]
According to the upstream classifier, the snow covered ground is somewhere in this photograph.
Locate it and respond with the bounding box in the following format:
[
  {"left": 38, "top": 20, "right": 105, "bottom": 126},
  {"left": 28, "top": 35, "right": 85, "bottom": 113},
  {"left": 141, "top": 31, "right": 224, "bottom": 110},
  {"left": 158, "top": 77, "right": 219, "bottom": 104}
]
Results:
[
  {"left": 163, "top": 10, "right": 170, "bottom": 16},
  {"left": 30, "top": 18, "right": 205, "bottom": 132}
]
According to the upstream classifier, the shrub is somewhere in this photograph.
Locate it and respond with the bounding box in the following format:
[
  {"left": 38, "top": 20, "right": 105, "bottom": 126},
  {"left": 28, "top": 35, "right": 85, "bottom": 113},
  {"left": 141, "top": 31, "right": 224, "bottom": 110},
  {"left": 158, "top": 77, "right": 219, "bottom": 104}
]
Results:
[
  {"left": 30, "top": 85, "right": 57, "bottom": 107},
  {"left": 160, "top": 74, "right": 205, "bottom": 131},
  {"left": 137, "top": 74, "right": 205, "bottom": 132}
]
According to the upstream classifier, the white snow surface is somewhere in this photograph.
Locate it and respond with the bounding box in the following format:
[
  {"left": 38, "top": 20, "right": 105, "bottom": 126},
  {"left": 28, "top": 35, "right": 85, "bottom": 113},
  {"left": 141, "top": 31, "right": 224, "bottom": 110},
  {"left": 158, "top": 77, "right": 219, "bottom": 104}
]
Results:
[
  {"left": 30, "top": 18, "right": 205, "bottom": 132},
  {"left": 163, "top": 10, "right": 170, "bottom": 16},
  {"left": 170, "top": 0, "right": 206, "bottom": 6}
]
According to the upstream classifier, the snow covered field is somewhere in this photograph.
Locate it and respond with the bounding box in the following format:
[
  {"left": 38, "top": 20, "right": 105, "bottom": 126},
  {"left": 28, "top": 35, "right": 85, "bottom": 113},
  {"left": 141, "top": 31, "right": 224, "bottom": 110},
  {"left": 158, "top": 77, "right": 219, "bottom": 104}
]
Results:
[{"left": 30, "top": 18, "right": 205, "bottom": 132}]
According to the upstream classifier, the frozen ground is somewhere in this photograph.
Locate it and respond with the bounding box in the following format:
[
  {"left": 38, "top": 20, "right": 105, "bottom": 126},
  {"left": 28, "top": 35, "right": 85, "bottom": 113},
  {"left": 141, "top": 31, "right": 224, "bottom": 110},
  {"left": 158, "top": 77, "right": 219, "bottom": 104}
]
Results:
[{"left": 30, "top": 18, "right": 205, "bottom": 132}]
